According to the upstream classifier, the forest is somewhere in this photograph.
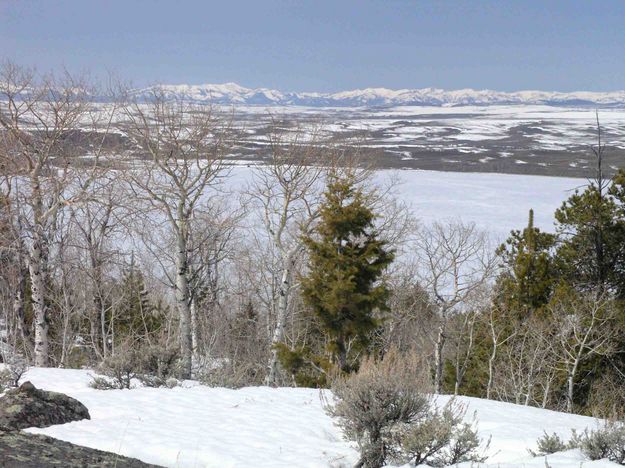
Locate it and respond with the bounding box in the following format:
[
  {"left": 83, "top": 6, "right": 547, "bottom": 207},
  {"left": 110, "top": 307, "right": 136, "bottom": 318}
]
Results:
[{"left": 1, "top": 62, "right": 624, "bottom": 424}]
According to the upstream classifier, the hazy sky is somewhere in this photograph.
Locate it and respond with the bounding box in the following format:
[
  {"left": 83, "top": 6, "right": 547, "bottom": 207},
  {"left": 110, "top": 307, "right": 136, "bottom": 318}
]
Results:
[{"left": 1, "top": 0, "right": 624, "bottom": 92}]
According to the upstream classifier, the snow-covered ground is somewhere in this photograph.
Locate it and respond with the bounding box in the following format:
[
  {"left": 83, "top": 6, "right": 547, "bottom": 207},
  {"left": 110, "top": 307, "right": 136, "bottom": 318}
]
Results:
[
  {"left": 13, "top": 368, "right": 619, "bottom": 467},
  {"left": 228, "top": 166, "right": 581, "bottom": 241}
]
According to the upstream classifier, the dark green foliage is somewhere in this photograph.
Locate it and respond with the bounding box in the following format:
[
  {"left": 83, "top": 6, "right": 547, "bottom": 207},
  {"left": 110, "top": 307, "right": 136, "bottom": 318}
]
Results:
[
  {"left": 555, "top": 173, "right": 625, "bottom": 297},
  {"left": 301, "top": 174, "right": 394, "bottom": 372},
  {"left": 496, "top": 209, "right": 557, "bottom": 317},
  {"left": 113, "top": 259, "right": 166, "bottom": 345},
  {"left": 274, "top": 343, "right": 331, "bottom": 387}
]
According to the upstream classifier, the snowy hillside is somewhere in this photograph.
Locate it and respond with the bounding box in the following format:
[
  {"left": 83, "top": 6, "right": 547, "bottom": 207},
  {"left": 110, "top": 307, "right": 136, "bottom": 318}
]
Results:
[
  {"left": 13, "top": 368, "right": 618, "bottom": 467},
  {"left": 132, "top": 83, "right": 625, "bottom": 108}
]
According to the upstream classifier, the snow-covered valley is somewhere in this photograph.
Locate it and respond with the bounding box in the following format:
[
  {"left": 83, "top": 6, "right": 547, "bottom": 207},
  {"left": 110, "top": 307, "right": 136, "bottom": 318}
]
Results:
[
  {"left": 229, "top": 166, "right": 579, "bottom": 241},
  {"left": 223, "top": 104, "right": 625, "bottom": 178},
  {"left": 11, "top": 367, "right": 618, "bottom": 467}
]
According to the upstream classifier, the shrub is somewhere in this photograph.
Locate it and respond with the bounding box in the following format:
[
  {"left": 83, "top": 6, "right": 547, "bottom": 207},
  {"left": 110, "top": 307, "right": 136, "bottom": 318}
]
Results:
[
  {"left": 326, "top": 349, "right": 430, "bottom": 468},
  {"left": 326, "top": 349, "right": 486, "bottom": 468},
  {"left": 274, "top": 343, "right": 331, "bottom": 387},
  {"left": 530, "top": 431, "right": 568, "bottom": 456},
  {"left": 198, "top": 358, "right": 264, "bottom": 389},
  {"left": 88, "top": 375, "right": 122, "bottom": 390},
  {"left": 135, "top": 345, "right": 181, "bottom": 387},
  {"left": 89, "top": 344, "right": 181, "bottom": 390},
  {"left": 574, "top": 422, "right": 625, "bottom": 465},
  {"left": 394, "top": 402, "right": 488, "bottom": 467},
  {"left": 91, "top": 351, "right": 139, "bottom": 389},
  {"left": 533, "top": 422, "right": 625, "bottom": 465}
]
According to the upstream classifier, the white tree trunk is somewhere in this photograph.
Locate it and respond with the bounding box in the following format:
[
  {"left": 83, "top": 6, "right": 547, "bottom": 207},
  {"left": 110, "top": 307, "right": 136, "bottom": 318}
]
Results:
[
  {"left": 566, "top": 358, "right": 580, "bottom": 413},
  {"left": 29, "top": 237, "right": 49, "bottom": 367},
  {"left": 434, "top": 321, "right": 446, "bottom": 394},
  {"left": 191, "top": 297, "right": 198, "bottom": 355},
  {"left": 176, "top": 228, "right": 193, "bottom": 379},
  {"left": 265, "top": 254, "right": 294, "bottom": 386},
  {"left": 486, "top": 343, "right": 496, "bottom": 400}
]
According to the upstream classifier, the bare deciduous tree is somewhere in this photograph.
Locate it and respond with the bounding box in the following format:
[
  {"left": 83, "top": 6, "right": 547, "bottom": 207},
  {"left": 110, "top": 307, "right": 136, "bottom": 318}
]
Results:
[
  {"left": 550, "top": 291, "right": 616, "bottom": 413},
  {"left": 120, "top": 90, "right": 232, "bottom": 378},
  {"left": 246, "top": 123, "right": 324, "bottom": 385},
  {"left": 0, "top": 62, "right": 116, "bottom": 366},
  {"left": 412, "top": 221, "right": 495, "bottom": 394}
]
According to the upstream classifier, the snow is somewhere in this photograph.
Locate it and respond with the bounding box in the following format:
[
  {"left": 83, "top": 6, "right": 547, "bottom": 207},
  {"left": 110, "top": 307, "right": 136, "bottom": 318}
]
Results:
[
  {"left": 9, "top": 368, "right": 618, "bottom": 467},
  {"left": 133, "top": 83, "right": 625, "bottom": 108},
  {"left": 224, "top": 166, "right": 580, "bottom": 242}
]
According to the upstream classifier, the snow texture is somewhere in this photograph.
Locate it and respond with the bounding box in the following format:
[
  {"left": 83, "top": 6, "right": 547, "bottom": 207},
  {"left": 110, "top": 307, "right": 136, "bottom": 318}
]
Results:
[{"left": 11, "top": 368, "right": 619, "bottom": 467}]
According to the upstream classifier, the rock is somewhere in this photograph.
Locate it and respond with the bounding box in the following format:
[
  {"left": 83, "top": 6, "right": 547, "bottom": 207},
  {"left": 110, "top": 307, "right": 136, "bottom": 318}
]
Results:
[
  {"left": 0, "top": 381, "right": 90, "bottom": 431},
  {"left": 0, "top": 430, "right": 163, "bottom": 467}
]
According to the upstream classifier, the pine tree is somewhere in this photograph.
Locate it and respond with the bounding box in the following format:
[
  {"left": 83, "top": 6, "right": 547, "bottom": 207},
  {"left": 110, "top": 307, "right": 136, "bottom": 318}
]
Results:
[
  {"left": 114, "top": 255, "right": 164, "bottom": 345},
  {"left": 555, "top": 175, "right": 625, "bottom": 296},
  {"left": 496, "top": 209, "right": 557, "bottom": 317},
  {"left": 301, "top": 173, "right": 394, "bottom": 373}
]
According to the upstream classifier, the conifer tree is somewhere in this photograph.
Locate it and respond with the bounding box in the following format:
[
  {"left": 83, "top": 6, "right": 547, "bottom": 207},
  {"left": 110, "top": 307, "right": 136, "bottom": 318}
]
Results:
[
  {"left": 114, "top": 256, "right": 164, "bottom": 346},
  {"left": 555, "top": 174, "right": 625, "bottom": 297},
  {"left": 301, "top": 173, "right": 394, "bottom": 373},
  {"left": 496, "top": 209, "right": 557, "bottom": 316}
]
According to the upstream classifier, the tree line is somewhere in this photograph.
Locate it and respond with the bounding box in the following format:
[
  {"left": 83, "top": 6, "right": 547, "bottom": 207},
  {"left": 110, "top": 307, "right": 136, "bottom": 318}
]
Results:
[{"left": 0, "top": 63, "right": 623, "bottom": 417}]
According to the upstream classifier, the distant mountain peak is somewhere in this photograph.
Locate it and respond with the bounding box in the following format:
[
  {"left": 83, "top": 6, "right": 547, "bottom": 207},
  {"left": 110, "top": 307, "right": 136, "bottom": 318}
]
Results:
[{"left": 133, "top": 83, "right": 625, "bottom": 108}]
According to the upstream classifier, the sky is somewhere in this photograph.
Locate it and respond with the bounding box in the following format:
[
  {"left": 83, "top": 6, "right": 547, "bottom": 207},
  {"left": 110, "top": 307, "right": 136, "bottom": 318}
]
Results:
[{"left": 1, "top": 0, "right": 624, "bottom": 92}]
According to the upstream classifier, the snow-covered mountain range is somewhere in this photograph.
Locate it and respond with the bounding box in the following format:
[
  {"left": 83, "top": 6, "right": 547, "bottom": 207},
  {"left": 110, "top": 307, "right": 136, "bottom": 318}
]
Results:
[{"left": 133, "top": 82, "right": 625, "bottom": 107}]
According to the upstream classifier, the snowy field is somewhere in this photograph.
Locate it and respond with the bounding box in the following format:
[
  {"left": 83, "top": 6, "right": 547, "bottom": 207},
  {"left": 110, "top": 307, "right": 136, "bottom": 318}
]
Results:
[
  {"left": 230, "top": 105, "right": 625, "bottom": 177},
  {"left": 15, "top": 368, "right": 618, "bottom": 467},
  {"left": 228, "top": 166, "right": 581, "bottom": 242}
]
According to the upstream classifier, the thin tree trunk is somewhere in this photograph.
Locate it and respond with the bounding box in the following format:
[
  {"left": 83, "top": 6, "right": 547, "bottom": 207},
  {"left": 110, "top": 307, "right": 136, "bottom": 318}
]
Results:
[
  {"left": 29, "top": 235, "right": 49, "bottom": 367},
  {"left": 265, "top": 253, "right": 294, "bottom": 385},
  {"left": 434, "top": 321, "right": 445, "bottom": 394},
  {"left": 566, "top": 358, "right": 580, "bottom": 413},
  {"left": 542, "top": 377, "right": 552, "bottom": 409},
  {"left": 191, "top": 297, "right": 199, "bottom": 357},
  {"left": 176, "top": 226, "right": 192, "bottom": 379},
  {"left": 486, "top": 343, "right": 496, "bottom": 400},
  {"left": 90, "top": 260, "right": 104, "bottom": 359},
  {"left": 13, "top": 264, "right": 32, "bottom": 355}
]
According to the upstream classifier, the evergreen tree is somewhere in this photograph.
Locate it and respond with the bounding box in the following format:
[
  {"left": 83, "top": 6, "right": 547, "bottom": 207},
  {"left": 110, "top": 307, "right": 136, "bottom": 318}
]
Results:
[
  {"left": 496, "top": 209, "right": 557, "bottom": 317},
  {"left": 301, "top": 173, "right": 394, "bottom": 373},
  {"left": 113, "top": 255, "right": 165, "bottom": 345},
  {"left": 555, "top": 173, "right": 625, "bottom": 297}
]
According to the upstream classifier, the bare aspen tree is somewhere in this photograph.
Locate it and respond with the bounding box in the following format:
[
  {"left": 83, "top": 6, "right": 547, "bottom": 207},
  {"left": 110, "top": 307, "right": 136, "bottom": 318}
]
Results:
[
  {"left": 120, "top": 90, "right": 232, "bottom": 378},
  {"left": 485, "top": 305, "right": 515, "bottom": 400},
  {"left": 550, "top": 292, "right": 616, "bottom": 413},
  {"left": 50, "top": 208, "right": 81, "bottom": 367},
  {"left": 69, "top": 173, "right": 127, "bottom": 359},
  {"left": 247, "top": 123, "right": 324, "bottom": 385},
  {"left": 381, "top": 267, "right": 435, "bottom": 354},
  {"left": 494, "top": 318, "right": 555, "bottom": 407},
  {"left": 451, "top": 305, "right": 480, "bottom": 395},
  {"left": 413, "top": 220, "right": 495, "bottom": 394},
  {"left": 0, "top": 62, "right": 116, "bottom": 366},
  {"left": 0, "top": 180, "right": 32, "bottom": 358},
  {"left": 187, "top": 202, "right": 241, "bottom": 360}
]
